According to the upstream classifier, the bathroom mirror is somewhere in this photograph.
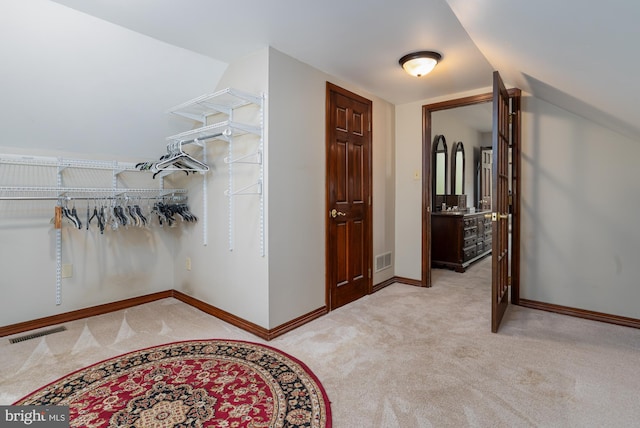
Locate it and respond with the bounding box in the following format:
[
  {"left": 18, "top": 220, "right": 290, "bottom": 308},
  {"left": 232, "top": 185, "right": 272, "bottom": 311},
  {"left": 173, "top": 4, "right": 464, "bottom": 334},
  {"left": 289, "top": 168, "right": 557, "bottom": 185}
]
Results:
[
  {"left": 432, "top": 135, "right": 448, "bottom": 200},
  {"left": 452, "top": 141, "right": 465, "bottom": 195}
]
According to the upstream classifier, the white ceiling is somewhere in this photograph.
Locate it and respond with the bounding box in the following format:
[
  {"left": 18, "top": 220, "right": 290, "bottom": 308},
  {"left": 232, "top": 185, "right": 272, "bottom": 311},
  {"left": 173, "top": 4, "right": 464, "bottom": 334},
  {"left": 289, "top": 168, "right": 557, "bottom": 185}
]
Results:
[{"left": 52, "top": 0, "right": 640, "bottom": 139}]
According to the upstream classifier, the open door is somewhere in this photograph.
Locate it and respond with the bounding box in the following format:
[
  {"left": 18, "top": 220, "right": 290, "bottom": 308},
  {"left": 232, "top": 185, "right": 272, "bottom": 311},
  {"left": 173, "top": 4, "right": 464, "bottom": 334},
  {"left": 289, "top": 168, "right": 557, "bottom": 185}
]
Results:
[{"left": 491, "top": 71, "right": 511, "bottom": 332}]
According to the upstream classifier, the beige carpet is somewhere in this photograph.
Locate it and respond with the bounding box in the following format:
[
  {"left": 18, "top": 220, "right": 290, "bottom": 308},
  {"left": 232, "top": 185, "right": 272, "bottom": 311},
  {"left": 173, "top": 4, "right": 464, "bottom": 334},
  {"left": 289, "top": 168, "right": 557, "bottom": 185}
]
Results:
[{"left": 2, "top": 257, "right": 640, "bottom": 427}]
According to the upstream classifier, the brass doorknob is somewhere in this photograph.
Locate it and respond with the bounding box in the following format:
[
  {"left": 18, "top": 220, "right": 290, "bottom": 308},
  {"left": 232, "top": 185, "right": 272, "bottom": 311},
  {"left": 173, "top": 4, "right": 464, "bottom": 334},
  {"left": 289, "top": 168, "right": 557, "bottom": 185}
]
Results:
[
  {"left": 486, "top": 212, "right": 509, "bottom": 221},
  {"left": 330, "top": 209, "right": 346, "bottom": 218}
]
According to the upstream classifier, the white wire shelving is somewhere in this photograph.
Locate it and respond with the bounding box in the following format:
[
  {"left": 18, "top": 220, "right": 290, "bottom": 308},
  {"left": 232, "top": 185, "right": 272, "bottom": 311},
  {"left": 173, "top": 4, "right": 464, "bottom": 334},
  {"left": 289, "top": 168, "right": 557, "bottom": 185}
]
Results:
[
  {"left": 166, "top": 87, "right": 265, "bottom": 256},
  {"left": 0, "top": 154, "right": 188, "bottom": 306}
]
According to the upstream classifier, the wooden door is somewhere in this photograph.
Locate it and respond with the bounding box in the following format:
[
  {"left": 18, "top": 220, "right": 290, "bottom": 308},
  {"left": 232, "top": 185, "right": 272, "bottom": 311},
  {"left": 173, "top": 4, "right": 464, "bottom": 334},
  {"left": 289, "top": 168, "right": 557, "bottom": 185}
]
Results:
[
  {"left": 326, "top": 82, "right": 372, "bottom": 310},
  {"left": 491, "top": 71, "right": 510, "bottom": 332}
]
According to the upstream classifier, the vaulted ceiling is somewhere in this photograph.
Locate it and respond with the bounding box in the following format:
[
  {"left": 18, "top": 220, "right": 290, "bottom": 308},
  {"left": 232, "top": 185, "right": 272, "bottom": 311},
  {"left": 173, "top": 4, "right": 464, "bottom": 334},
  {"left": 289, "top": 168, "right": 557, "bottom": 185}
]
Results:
[{"left": 53, "top": 0, "right": 640, "bottom": 139}]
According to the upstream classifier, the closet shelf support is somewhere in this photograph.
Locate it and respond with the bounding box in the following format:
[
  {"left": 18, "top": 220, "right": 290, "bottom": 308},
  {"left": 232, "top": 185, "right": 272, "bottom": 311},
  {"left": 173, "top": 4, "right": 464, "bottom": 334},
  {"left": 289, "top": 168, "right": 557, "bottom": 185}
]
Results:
[{"left": 224, "top": 151, "right": 262, "bottom": 165}]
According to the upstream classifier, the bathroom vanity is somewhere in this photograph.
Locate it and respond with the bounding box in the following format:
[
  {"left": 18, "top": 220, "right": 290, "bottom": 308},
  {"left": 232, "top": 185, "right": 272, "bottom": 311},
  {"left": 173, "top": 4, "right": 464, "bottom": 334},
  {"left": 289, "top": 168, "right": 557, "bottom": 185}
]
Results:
[{"left": 431, "top": 210, "right": 492, "bottom": 272}]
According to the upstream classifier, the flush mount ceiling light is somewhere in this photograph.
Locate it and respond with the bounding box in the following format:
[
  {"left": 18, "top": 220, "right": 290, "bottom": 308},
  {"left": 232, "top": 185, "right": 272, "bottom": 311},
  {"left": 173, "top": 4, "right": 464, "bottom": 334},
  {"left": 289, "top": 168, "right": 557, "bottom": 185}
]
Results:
[{"left": 399, "top": 51, "right": 442, "bottom": 77}]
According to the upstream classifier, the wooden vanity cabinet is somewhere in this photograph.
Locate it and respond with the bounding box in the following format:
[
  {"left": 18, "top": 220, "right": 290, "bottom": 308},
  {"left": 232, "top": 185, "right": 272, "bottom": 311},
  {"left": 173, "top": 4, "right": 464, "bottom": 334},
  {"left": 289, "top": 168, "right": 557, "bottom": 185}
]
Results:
[{"left": 431, "top": 211, "right": 492, "bottom": 272}]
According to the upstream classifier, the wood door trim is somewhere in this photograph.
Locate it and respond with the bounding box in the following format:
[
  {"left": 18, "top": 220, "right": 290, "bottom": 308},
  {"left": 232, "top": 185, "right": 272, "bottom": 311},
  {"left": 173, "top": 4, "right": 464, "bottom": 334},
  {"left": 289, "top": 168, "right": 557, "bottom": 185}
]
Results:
[
  {"left": 422, "top": 89, "right": 520, "bottom": 293},
  {"left": 510, "top": 89, "right": 522, "bottom": 304},
  {"left": 325, "top": 82, "right": 373, "bottom": 310},
  {"left": 518, "top": 299, "right": 640, "bottom": 330},
  {"left": 423, "top": 93, "right": 492, "bottom": 288}
]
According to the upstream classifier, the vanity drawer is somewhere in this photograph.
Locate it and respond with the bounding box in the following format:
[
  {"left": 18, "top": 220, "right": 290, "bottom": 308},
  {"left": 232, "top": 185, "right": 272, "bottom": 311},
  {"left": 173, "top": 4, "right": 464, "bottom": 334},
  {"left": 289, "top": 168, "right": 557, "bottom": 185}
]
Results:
[
  {"left": 463, "top": 217, "right": 477, "bottom": 229},
  {"left": 463, "top": 226, "right": 477, "bottom": 238},
  {"left": 463, "top": 245, "right": 477, "bottom": 261},
  {"left": 464, "top": 235, "right": 477, "bottom": 247}
]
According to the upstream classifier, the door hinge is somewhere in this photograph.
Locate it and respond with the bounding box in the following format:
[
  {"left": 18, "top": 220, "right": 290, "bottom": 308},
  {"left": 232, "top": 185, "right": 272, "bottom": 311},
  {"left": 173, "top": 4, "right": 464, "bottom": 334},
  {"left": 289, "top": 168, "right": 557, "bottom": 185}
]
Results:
[
  {"left": 368, "top": 195, "right": 371, "bottom": 206},
  {"left": 368, "top": 268, "right": 371, "bottom": 278}
]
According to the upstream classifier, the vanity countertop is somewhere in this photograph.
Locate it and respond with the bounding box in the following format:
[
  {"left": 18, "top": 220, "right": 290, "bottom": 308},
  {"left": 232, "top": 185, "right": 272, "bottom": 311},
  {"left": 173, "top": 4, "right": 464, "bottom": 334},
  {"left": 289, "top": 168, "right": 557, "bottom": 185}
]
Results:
[{"left": 432, "top": 210, "right": 491, "bottom": 217}]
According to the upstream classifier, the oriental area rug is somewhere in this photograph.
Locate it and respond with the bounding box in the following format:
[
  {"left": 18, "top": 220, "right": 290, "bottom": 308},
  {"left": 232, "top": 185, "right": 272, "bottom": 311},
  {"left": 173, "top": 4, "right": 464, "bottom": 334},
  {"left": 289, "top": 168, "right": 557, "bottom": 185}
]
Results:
[{"left": 14, "top": 339, "right": 332, "bottom": 427}]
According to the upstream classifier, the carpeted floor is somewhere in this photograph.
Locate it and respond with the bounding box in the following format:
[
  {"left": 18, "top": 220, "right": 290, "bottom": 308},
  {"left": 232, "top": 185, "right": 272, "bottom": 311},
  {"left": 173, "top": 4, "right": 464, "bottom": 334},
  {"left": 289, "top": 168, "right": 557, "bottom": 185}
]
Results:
[{"left": 2, "top": 257, "right": 640, "bottom": 427}]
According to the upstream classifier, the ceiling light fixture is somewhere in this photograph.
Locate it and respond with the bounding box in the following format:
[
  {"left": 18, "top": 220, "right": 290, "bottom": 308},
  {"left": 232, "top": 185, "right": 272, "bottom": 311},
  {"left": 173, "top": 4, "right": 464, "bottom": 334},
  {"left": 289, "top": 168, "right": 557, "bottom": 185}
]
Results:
[{"left": 399, "top": 51, "right": 442, "bottom": 77}]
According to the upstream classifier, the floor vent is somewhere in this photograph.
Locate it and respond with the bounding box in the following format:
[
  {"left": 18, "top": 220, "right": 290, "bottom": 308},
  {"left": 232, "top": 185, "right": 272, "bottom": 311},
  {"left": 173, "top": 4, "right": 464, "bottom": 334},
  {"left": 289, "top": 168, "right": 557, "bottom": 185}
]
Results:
[
  {"left": 375, "top": 252, "right": 393, "bottom": 272},
  {"left": 9, "top": 326, "right": 67, "bottom": 344}
]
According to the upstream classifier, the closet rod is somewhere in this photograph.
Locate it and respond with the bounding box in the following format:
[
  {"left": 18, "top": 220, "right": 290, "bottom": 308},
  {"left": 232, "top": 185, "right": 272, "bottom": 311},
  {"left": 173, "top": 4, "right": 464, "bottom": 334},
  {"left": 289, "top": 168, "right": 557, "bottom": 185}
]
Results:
[{"left": 171, "top": 131, "right": 225, "bottom": 147}]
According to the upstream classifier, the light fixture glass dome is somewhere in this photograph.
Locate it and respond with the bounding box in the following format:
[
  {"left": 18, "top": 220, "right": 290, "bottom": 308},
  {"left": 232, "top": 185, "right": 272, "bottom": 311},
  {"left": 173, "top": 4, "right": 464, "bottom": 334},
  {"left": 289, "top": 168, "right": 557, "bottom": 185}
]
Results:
[{"left": 399, "top": 51, "right": 442, "bottom": 77}]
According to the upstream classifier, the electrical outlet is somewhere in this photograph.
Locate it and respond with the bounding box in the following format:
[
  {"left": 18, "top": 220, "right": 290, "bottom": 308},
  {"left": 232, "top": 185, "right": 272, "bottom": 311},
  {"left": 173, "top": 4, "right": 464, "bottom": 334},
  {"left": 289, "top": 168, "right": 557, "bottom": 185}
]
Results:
[
  {"left": 61, "top": 264, "right": 73, "bottom": 278},
  {"left": 185, "top": 257, "right": 191, "bottom": 271}
]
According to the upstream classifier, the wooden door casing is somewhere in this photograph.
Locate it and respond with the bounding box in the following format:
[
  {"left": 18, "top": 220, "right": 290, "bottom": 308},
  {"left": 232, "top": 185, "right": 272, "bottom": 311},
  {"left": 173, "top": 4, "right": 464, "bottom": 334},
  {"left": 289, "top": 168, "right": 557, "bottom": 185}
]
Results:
[{"left": 326, "top": 82, "right": 372, "bottom": 310}]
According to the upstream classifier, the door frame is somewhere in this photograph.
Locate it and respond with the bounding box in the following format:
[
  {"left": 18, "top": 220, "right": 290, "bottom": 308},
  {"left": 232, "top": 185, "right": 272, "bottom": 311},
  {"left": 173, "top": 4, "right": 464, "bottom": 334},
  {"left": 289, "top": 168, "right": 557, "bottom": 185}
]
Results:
[
  {"left": 421, "top": 90, "right": 520, "bottom": 304},
  {"left": 325, "top": 82, "right": 373, "bottom": 310}
]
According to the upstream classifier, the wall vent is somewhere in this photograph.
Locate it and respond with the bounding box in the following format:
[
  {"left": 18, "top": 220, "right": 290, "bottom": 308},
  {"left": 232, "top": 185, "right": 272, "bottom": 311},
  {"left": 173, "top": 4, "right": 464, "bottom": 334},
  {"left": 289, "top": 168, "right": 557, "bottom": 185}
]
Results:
[
  {"left": 9, "top": 326, "right": 67, "bottom": 344},
  {"left": 375, "top": 252, "right": 393, "bottom": 272}
]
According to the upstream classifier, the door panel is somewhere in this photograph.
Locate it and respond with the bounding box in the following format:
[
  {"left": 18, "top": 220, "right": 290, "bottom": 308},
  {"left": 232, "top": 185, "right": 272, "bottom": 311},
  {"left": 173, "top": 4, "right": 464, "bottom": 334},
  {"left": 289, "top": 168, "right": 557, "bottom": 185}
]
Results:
[
  {"left": 326, "top": 83, "right": 372, "bottom": 310},
  {"left": 491, "top": 71, "right": 510, "bottom": 333},
  {"left": 336, "top": 141, "right": 348, "bottom": 201}
]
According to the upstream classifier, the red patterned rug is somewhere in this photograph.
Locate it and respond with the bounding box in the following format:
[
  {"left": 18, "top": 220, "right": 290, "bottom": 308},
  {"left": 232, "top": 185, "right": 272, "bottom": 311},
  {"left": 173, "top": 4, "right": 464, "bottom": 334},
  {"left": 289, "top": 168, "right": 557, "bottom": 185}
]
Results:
[{"left": 14, "top": 339, "right": 331, "bottom": 427}]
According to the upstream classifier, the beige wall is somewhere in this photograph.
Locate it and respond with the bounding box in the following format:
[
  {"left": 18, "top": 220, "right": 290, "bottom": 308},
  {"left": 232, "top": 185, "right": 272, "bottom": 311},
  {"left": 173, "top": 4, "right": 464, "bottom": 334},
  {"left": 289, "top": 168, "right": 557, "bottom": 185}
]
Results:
[
  {"left": 168, "top": 46, "right": 397, "bottom": 330},
  {"left": 172, "top": 48, "right": 271, "bottom": 328},
  {"left": 267, "top": 48, "right": 396, "bottom": 328}
]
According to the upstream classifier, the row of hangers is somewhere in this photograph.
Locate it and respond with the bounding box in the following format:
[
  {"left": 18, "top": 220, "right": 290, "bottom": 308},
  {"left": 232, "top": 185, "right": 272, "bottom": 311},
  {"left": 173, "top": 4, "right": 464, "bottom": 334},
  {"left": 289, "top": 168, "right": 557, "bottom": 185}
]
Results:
[
  {"left": 136, "top": 141, "right": 209, "bottom": 178},
  {"left": 57, "top": 197, "right": 197, "bottom": 233}
]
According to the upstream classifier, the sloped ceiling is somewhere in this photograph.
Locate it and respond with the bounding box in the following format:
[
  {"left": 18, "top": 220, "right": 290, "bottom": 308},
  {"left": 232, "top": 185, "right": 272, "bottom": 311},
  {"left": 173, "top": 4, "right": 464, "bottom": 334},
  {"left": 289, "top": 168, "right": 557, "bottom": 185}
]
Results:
[
  {"left": 53, "top": 0, "right": 640, "bottom": 139},
  {"left": 446, "top": 0, "right": 640, "bottom": 139}
]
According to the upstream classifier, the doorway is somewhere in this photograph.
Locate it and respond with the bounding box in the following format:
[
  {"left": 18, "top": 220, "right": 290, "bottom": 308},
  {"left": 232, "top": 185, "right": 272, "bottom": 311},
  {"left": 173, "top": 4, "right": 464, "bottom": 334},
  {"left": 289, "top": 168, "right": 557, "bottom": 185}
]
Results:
[
  {"left": 325, "top": 82, "right": 373, "bottom": 310},
  {"left": 422, "top": 83, "right": 521, "bottom": 331}
]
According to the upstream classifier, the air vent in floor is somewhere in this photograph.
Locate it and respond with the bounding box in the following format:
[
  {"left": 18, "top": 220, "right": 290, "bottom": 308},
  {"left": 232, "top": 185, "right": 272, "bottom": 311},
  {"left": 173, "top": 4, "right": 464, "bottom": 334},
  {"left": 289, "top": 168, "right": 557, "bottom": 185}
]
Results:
[
  {"left": 9, "top": 326, "right": 67, "bottom": 344},
  {"left": 375, "top": 251, "right": 392, "bottom": 272}
]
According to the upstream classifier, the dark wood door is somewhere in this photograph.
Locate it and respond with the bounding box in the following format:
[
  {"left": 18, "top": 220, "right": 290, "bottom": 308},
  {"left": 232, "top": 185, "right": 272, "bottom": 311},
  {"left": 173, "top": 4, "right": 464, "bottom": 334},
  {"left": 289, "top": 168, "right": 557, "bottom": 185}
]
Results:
[
  {"left": 326, "top": 82, "right": 372, "bottom": 310},
  {"left": 491, "top": 71, "right": 510, "bottom": 332}
]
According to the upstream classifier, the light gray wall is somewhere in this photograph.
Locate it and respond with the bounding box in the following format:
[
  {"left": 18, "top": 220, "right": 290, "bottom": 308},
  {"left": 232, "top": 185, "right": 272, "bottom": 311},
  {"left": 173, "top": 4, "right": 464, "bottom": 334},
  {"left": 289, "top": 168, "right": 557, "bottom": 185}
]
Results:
[
  {"left": 395, "top": 88, "right": 640, "bottom": 320},
  {"left": 0, "top": 0, "right": 226, "bottom": 326},
  {"left": 520, "top": 94, "right": 640, "bottom": 318}
]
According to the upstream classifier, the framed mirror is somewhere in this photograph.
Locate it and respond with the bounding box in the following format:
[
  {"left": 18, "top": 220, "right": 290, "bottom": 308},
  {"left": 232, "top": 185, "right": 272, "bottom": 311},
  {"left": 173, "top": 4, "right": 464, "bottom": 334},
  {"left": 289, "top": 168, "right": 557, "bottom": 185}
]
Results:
[
  {"left": 432, "top": 135, "right": 447, "bottom": 209},
  {"left": 451, "top": 141, "right": 465, "bottom": 195}
]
